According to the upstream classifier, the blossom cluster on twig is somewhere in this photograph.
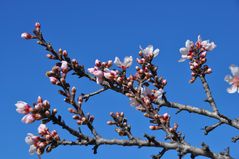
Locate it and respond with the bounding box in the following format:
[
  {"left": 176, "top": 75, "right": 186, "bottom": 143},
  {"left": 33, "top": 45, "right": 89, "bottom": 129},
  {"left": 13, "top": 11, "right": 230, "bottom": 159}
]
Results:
[{"left": 16, "top": 22, "right": 239, "bottom": 159}]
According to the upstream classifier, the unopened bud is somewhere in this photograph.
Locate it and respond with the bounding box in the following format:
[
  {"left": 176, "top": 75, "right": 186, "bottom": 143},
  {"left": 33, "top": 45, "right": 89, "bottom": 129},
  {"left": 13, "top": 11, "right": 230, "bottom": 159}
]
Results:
[
  {"left": 21, "top": 32, "right": 33, "bottom": 39},
  {"left": 205, "top": 68, "right": 212, "bottom": 74},
  {"left": 43, "top": 100, "right": 50, "bottom": 109},
  {"left": 49, "top": 77, "right": 58, "bottom": 85},
  {"left": 89, "top": 115, "right": 95, "bottom": 122},
  {"left": 46, "top": 54, "right": 54, "bottom": 59},
  {"left": 107, "top": 121, "right": 115, "bottom": 125},
  {"left": 52, "top": 108, "right": 57, "bottom": 114},
  {"left": 68, "top": 108, "right": 75, "bottom": 113},
  {"left": 71, "top": 87, "right": 76, "bottom": 94},
  {"left": 37, "top": 96, "right": 43, "bottom": 103},
  {"left": 44, "top": 110, "right": 50, "bottom": 117},
  {"left": 107, "top": 60, "right": 112, "bottom": 67},
  {"left": 200, "top": 51, "right": 207, "bottom": 58},
  {"left": 63, "top": 50, "right": 68, "bottom": 56},
  {"left": 35, "top": 22, "right": 41, "bottom": 31},
  {"left": 73, "top": 115, "right": 80, "bottom": 120}
]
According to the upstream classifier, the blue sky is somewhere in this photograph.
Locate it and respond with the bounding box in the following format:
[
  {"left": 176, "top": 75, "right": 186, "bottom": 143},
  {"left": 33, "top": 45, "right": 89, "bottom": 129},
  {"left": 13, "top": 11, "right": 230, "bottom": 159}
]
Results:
[{"left": 1, "top": 0, "right": 239, "bottom": 158}]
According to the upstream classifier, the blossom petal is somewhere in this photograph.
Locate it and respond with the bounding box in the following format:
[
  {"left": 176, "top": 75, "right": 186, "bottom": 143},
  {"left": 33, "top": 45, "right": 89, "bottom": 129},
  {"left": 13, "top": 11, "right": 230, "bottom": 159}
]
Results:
[
  {"left": 144, "top": 45, "right": 153, "bottom": 55},
  {"left": 224, "top": 75, "right": 233, "bottom": 84},
  {"left": 179, "top": 48, "right": 188, "bottom": 55},
  {"left": 153, "top": 48, "right": 160, "bottom": 57},
  {"left": 124, "top": 56, "right": 133, "bottom": 68},
  {"left": 114, "top": 57, "right": 122, "bottom": 67},
  {"left": 227, "top": 85, "right": 237, "bottom": 94},
  {"left": 229, "top": 65, "right": 239, "bottom": 76},
  {"left": 185, "top": 40, "right": 193, "bottom": 49}
]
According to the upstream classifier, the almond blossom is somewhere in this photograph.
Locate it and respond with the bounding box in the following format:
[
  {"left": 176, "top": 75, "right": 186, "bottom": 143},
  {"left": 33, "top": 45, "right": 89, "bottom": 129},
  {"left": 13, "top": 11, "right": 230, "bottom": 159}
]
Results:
[
  {"left": 129, "top": 87, "right": 164, "bottom": 107},
  {"left": 88, "top": 67, "right": 104, "bottom": 84},
  {"left": 225, "top": 64, "right": 239, "bottom": 93},
  {"left": 61, "top": 61, "right": 68, "bottom": 73},
  {"left": 21, "top": 32, "right": 33, "bottom": 39},
  {"left": 140, "top": 45, "right": 160, "bottom": 58},
  {"left": 179, "top": 35, "right": 216, "bottom": 62},
  {"left": 38, "top": 124, "right": 48, "bottom": 135},
  {"left": 114, "top": 56, "right": 133, "bottom": 70},
  {"left": 22, "top": 114, "right": 35, "bottom": 124},
  {"left": 25, "top": 133, "right": 39, "bottom": 155},
  {"left": 103, "top": 69, "right": 119, "bottom": 80},
  {"left": 198, "top": 35, "right": 216, "bottom": 51},
  {"left": 15, "top": 101, "right": 31, "bottom": 114},
  {"left": 178, "top": 40, "right": 194, "bottom": 62}
]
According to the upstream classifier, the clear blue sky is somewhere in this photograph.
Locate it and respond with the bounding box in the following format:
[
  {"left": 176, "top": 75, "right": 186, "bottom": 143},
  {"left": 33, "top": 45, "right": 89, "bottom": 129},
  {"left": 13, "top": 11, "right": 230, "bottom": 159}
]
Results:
[{"left": 1, "top": 0, "right": 239, "bottom": 158}]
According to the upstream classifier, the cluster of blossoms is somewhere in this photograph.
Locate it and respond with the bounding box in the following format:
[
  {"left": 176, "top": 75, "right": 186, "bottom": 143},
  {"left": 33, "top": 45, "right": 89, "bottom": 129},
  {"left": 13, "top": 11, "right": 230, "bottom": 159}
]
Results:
[
  {"left": 69, "top": 107, "right": 95, "bottom": 125},
  {"left": 129, "top": 86, "right": 164, "bottom": 110},
  {"left": 15, "top": 96, "right": 54, "bottom": 124},
  {"left": 179, "top": 35, "right": 216, "bottom": 82},
  {"left": 225, "top": 65, "right": 239, "bottom": 93},
  {"left": 46, "top": 59, "right": 69, "bottom": 85},
  {"left": 25, "top": 124, "right": 60, "bottom": 155},
  {"left": 107, "top": 112, "right": 132, "bottom": 137},
  {"left": 88, "top": 56, "right": 133, "bottom": 84},
  {"left": 21, "top": 22, "right": 41, "bottom": 40}
]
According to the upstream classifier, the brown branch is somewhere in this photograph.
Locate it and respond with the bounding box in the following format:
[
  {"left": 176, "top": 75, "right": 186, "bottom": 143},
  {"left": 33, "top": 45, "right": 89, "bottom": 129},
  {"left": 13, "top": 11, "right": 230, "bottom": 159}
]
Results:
[
  {"left": 50, "top": 114, "right": 86, "bottom": 139},
  {"left": 57, "top": 138, "right": 231, "bottom": 159},
  {"left": 199, "top": 75, "right": 219, "bottom": 113},
  {"left": 82, "top": 87, "right": 108, "bottom": 101}
]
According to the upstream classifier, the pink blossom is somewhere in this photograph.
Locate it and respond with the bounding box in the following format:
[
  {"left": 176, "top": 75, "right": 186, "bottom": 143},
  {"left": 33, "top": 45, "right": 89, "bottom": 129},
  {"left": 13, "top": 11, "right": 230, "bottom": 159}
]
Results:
[
  {"left": 88, "top": 67, "right": 104, "bottom": 84},
  {"left": 25, "top": 133, "right": 39, "bottom": 155},
  {"left": 38, "top": 124, "right": 48, "bottom": 135},
  {"left": 104, "top": 69, "right": 118, "bottom": 80},
  {"left": 225, "top": 65, "right": 239, "bottom": 93},
  {"left": 49, "top": 76, "right": 58, "bottom": 85},
  {"left": 25, "top": 133, "right": 39, "bottom": 145},
  {"left": 114, "top": 56, "right": 133, "bottom": 70},
  {"left": 35, "top": 22, "right": 41, "bottom": 31},
  {"left": 21, "top": 114, "right": 35, "bottom": 124},
  {"left": 61, "top": 61, "right": 68, "bottom": 73},
  {"left": 179, "top": 40, "right": 194, "bottom": 62},
  {"left": 198, "top": 35, "right": 216, "bottom": 51},
  {"left": 21, "top": 32, "right": 33, "bottom": 39},
  {"left": 140, "top": 45, "right": 160, "bottom": 58},
  {"left": 15, "top": 101, "right": 31, "bottom": 114}
]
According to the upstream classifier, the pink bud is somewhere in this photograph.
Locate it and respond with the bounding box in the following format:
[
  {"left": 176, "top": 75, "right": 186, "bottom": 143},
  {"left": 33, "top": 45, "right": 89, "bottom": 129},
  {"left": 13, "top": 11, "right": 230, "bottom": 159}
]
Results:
[
  {"left": 15, "top": 101, "right": 31, "bottom": 114},
  {"left": 38, "top": 124, "right": 48, "bottom": 135},
  {"left": 61, "top": 61, "right": 68, "bottom": 73},
  {"left": 162, "top": 79, "right": 167, "bottom": 85},
  {"left": 35, "top": 22, "right": 41, "bottom": 31},
  {"left": 49, "top": 77, "right": 58, "bottom": 85},
  {"left": 205, "top": 68, "right": 212, "bottom": 74},
  {"left": 62, "top": 50, "right": 68, "bottom": 56},
  {"left": 200, "top": 51, "right": 207, "bottom": 58},
  {"left": 95, "top": 59, "right": 101, "bottom": 67},
  {"left": 21, "top": 33, "right": 33, "bottom": 39},
  {"left": 22, "top": 114, "right": 35, "bottom": 124},
  {"left": 162, "top": 113, "right": 169, "bottom": 121},
  {"left": 37, "top": 96, "right": 43, "bottom": 103},
  {"left": 46, "top": 54, "right": 54, "bottom": 59}
]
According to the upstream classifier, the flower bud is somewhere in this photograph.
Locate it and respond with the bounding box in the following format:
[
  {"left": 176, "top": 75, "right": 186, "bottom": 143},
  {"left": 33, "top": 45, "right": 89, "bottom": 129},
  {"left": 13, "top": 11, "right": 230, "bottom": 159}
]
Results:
[
  {"left": 73, "top": 115, "right": 80, "bottom": 120},
  {"left": 161, "top": 79, "right": 167, "bottom": 86},
  {"left": 49, "top": 77, "right": 58, "bottom": 85},
  {"left": 52, "top": 108, "right": 57, "bottom": 114},
  {"left": 63, "top": 50, "right": 68, "bottom": 56},
  {"left": 35, "top": 22, "right": 41, "bottom": 31},
  {"left": 21, "top": 33, "right": 33, "bottom": 39},
  {"left": 107, "top": 121, "right": 115, "bottom": 125},
  {"left": 68, "top": 108, "right": 76, "bottom": 113}
]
